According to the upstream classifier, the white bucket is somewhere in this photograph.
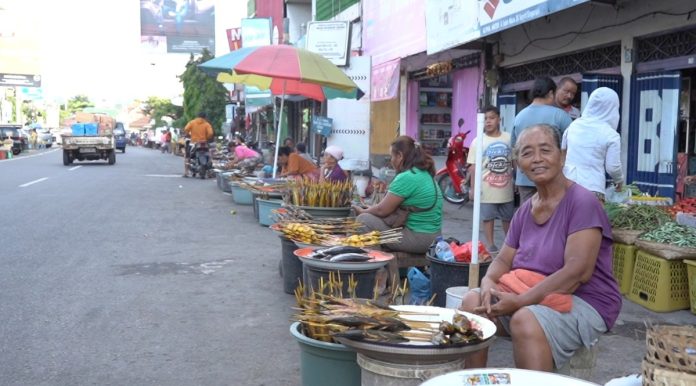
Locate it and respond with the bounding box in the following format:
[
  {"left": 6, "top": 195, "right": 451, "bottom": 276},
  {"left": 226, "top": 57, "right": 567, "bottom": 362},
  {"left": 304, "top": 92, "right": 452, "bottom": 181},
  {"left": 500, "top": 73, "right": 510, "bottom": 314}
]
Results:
[
  {"left": 353, "top": 175, "right": 370, "bottom": 197},
  {"left": 445, "top": 286, "right": 469, "bottom": 309}
]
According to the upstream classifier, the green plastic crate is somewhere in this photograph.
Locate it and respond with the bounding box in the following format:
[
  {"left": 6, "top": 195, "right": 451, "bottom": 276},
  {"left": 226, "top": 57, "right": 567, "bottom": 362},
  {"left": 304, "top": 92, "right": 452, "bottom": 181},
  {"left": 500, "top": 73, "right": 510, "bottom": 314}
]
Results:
[
  {"left": 685, "top": 259, "right": 696, "bottom": 315},
  {"left": 627, "top": 250, "right": 690, "bottom": 312},
  {"left": 613, "top": 243, "right": 636, "bottom": 295}
]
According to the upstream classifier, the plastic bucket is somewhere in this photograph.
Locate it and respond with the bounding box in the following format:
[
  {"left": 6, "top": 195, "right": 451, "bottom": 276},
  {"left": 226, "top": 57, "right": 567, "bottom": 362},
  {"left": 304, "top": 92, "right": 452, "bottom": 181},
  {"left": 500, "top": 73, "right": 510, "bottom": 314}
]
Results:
[
  {"left": 290, "top": 322, "right": 360, "bottom": 386},
  {"left": 281, "top": 236, "right": 302, "bottom": 294},
  {"left": 230, "top": 183, "right": 253, "bottom": 205},
  {"left": 426, "top": 254, "right": 490, "bottom": 307},
  {"left": 258, "top": 198, "right": 282, "bottom": 227},
  {"left": 357, "top": 353, "right": 465, "bottom": 386},
  {"left": 445, "top": 286, "right": 469, "bottom": 309},
  {"left": 302, "top": 264, "right": 379, "bottom": 299},
  {"left": 221, "top": 173, "right": 234, "bottom": 192}
]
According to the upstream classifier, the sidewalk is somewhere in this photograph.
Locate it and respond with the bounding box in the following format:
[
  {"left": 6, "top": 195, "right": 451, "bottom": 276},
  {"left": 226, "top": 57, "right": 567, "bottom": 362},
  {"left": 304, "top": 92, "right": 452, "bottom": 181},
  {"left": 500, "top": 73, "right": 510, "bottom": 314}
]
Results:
[{"left": 439, "top": 199, "right": 695, "bottom": 383}]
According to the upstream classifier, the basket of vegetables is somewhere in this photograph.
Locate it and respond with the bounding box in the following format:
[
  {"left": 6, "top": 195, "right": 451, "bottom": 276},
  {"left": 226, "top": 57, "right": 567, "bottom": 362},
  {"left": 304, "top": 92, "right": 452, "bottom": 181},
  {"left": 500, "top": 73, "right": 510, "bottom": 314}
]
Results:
[
  {"left": 635, "top": 222, "right": 696, "bottom": 260},
  {"left": 605, "top": 203, "right": 671, "bottom": 245}
]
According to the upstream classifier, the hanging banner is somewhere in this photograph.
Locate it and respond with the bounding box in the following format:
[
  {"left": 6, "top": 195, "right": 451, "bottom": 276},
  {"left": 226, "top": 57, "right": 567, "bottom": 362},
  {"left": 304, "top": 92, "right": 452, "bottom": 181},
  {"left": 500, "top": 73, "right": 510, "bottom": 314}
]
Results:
[
  {"left": 371, "top": 58, "right": 400, "bottom": 102},
  {"left": 328, "top": 56, "right": 371, "bottom": 162}
]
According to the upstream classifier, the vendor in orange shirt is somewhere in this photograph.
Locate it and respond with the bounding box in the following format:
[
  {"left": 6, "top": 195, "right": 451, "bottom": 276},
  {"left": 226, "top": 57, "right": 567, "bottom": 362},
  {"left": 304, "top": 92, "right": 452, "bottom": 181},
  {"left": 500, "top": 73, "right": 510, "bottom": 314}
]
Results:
[{"left": 278, "top": 145, "right": 319, "bottom": 180}]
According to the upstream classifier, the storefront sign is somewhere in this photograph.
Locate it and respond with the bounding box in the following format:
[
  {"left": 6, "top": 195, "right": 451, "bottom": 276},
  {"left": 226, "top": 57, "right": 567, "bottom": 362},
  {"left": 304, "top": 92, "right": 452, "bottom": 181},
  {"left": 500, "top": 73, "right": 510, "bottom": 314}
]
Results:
[
  {"left": 0, "top": 73, "right": 41, "bottom": 87},
  {"left": 226, "top": 27, "right": 242, "bottom": 51},
  {"left": 478, "top": 0, "right": 547, "bottom": 36},
  {"left": 362, "top": 0, "right": 426, "bottom": 67},
  {"left": 312, "top": 115, "right": 333, "bottom": 137},
  {"left": 327, "top": 56, "right": 371, "bottom": 162},
  {"left": 306, "top": 21, "right": 350, "bottom": 67},
  {"left": 241, "top": 18, "right": 272, "bottom": 47},
  {"left": 371, "top": 58, "right": 401, "bottom": 102},
  {"left": 426, "top": 0, "right": 480, "bottom": 55}
]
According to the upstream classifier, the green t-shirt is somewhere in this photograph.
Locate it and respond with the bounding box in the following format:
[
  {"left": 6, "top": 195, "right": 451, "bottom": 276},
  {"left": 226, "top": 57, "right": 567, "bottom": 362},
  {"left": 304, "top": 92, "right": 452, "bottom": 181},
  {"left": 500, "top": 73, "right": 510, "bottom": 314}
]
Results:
[{"left": 389, "top": 168, "right": 443, "bottom": 233}]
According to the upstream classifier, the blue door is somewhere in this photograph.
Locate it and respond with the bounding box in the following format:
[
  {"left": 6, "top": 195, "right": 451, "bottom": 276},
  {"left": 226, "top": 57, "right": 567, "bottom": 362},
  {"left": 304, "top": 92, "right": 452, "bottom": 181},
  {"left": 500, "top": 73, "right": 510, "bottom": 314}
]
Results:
[
  {"left": 497, "top": 93, "right": 517, "bottom": 135},
  {"left": 581, "top": 74, "right": 623, "bottom": 130},
  {"left": 627, "top": 72, "right": 680, "bottom": 198}
]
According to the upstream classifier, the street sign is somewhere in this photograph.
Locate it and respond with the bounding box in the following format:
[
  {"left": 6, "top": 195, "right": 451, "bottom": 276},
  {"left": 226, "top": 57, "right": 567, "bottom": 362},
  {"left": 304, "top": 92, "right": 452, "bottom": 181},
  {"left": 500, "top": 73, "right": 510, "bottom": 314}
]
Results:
[
  {"left": 0, "top": 73, "right": 41, "bottom": 87},
  {"left": 312, "top": 115, "right": 333, "bottom": 137}
]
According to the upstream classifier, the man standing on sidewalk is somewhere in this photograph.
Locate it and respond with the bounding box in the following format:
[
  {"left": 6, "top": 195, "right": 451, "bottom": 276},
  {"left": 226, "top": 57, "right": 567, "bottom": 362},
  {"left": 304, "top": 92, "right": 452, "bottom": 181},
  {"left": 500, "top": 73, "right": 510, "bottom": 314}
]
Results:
[
  {"left": 555, "top": 77, "right": 581, "bottom": 120},
  {"left": 467, "top": 106, "right": 514, "bottom": 254}
]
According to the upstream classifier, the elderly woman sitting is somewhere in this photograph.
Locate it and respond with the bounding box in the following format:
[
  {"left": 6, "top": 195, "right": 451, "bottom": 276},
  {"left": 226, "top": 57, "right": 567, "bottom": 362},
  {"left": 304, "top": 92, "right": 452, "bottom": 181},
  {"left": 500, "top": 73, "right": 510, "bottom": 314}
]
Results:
[
  {"left": 320, "top": 145, "right": 348, "bottom": 182},
  {"left": 459, "top": 124, "right": 621, "bottom": 371}
]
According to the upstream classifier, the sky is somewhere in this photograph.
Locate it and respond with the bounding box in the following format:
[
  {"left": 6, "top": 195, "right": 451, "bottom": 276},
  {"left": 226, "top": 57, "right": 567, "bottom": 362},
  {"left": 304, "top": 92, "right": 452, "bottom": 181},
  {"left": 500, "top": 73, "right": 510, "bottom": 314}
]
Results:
[{"left": 0, "top": 0, "right": 245, "bottom": 104}]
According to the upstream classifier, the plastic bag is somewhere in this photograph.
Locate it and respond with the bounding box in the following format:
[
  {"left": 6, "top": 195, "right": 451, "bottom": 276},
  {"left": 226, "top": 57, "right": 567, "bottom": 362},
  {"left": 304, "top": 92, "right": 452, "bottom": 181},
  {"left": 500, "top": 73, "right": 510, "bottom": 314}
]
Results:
[
  {"left": 407, "top": 267, "right": 431, "bottom": 305},
  {"left": 450, "top": 241, "right": 490, "bottom": 263},
  {"left": 605, "top": 185, "right": 630, "bottom": 203}
]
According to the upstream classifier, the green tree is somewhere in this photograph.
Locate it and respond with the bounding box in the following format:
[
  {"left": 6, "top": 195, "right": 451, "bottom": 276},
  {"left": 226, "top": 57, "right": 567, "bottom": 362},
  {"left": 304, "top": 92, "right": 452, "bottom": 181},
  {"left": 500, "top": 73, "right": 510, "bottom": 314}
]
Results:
[
  {"left": 140, "top": 96, "right": 182, "bottom": 128},
  {"left": 60, "top": 95, "right": 94, "bottom": 123},
  {"left": 178, "top": 49, "right": 228, "bottom": 135}
]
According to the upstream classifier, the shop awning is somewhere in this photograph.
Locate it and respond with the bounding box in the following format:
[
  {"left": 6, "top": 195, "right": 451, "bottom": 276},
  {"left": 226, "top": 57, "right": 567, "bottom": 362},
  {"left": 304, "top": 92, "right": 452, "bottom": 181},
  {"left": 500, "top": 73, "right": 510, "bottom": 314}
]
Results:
[{"left": 371, "top": 58, "right": 401, "bottom": 102}]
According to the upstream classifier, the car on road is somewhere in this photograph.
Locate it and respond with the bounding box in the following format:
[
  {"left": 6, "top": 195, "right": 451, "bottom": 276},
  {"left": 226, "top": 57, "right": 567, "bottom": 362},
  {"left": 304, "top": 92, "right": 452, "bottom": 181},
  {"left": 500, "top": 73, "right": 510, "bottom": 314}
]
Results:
[
  {"left": 114, "top": 122, "right": 127, "bottom": 153},
  {"left": 0, "top": 124, "right": 28, "bottom": 155}
]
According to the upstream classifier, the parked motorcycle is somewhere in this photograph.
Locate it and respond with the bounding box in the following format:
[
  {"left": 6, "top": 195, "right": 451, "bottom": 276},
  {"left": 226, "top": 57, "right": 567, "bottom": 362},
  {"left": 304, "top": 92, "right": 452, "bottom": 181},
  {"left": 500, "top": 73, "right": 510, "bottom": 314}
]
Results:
[
  {"left": 188, "top": 141, "right": 212, "bottom": 179},
  {"left": 435, "top": 131, "right": 471, "bottom": 204}
]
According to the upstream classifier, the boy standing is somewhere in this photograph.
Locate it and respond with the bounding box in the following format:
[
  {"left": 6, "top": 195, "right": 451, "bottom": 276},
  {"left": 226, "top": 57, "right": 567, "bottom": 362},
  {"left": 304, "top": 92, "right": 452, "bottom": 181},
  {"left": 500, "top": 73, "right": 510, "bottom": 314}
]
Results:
[{"left": 467, "top": 106, "right": 514, "bottom": 254}]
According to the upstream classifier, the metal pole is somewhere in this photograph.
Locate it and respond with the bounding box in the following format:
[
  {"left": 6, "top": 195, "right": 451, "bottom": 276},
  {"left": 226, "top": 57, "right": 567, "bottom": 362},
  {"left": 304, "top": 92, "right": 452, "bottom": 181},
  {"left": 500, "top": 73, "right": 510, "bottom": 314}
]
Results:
[
  {"left": 272, "top": 81, "right": 287, "bottom": 178},
  {"left": 468, "top": 112, "right": 485, "bottom": 289}
]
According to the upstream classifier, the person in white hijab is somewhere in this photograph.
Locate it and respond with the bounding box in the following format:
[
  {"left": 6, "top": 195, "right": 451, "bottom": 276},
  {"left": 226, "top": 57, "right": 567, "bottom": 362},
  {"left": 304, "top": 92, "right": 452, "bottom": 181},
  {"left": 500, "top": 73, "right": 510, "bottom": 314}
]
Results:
[{"left": 561, "top": 87, "right": 624, "bottom": 198}]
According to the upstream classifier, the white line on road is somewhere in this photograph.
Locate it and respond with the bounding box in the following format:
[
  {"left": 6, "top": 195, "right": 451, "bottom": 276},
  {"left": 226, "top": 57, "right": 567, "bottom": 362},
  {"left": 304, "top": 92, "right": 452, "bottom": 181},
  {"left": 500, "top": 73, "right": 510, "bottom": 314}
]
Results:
[
  {"left": 145, "top": 174, "right": 182, "bottom": 178},
  {"left": 19, "top": 177, "right": 48, "bottom": 188},
  {"left": 68, "top": 165, "right": 82, "bottom": 171},
  {"left": 0, "top": 148, "right": 59, "bottom": 163}
]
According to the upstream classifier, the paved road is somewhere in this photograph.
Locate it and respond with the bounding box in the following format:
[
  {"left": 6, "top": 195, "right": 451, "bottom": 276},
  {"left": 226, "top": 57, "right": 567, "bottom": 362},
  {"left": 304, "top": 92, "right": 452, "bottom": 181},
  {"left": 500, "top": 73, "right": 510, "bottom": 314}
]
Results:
[
  {"left": 1, "top": 147, "right": 300, "bottom": 385},
  {"left": 1, "top": 147, "right": 693, "bottom": 385}
]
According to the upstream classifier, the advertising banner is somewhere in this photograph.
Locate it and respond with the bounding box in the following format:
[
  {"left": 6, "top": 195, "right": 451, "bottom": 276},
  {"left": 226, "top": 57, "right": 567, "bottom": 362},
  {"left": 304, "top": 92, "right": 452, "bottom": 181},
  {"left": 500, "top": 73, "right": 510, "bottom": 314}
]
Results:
[
  {"left": 306, "top": 21, "right": 350, "bottom": 67},
  {"left": 140, "top": 0, "right": 215, "bottom": 54},
  {"left": 371, "top": 58, "right": 401, "bottom": 102},
  {"left": 426, "top": 0, "right": 480, "bottom": 55},
  {"left": 241, "top": 18, "right": 273, "bottom": 107},
  {"left": 327, "top": 56, "right": 371, "bottom": 162},
  {"left": 0, "top": 2, "right": 41, "bottom": 76}
]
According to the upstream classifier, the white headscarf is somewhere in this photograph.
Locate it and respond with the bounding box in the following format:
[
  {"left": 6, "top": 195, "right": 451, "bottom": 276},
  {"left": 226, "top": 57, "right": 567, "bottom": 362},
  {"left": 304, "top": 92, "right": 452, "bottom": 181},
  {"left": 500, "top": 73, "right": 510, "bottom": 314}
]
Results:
[{"left": 579, "top": 87, "right": 620, "bottom": 131}]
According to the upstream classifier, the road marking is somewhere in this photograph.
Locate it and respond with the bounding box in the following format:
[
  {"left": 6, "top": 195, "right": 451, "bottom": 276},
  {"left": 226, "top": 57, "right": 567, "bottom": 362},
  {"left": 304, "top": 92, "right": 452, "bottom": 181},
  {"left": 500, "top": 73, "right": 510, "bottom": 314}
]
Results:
[
  {"left": 68, "top": 165, "right": 82, "bottom": 171},
  {"left": 19, "top": 177, "right": 48, "bottom": 187},
  {"left": 0, "top": 148, "right": 59, "bottom": 163},
  {"left": 145, "top": 174, "right": 182, "bottom": 178}
]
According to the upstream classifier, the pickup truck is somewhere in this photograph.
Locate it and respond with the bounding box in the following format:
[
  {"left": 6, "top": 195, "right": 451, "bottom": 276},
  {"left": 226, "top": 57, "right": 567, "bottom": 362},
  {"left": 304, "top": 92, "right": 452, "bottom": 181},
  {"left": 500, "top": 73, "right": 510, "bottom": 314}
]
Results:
[{"left": 62, "top": 113, "right": 116, "bottom": 165}]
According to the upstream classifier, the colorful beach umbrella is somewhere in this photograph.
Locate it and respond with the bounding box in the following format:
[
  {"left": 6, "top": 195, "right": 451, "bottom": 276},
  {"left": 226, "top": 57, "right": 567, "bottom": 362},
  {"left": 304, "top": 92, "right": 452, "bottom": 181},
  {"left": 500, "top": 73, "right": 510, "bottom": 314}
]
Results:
[{"left": 198, "top": 45, "right": 361, "bottom": 177}]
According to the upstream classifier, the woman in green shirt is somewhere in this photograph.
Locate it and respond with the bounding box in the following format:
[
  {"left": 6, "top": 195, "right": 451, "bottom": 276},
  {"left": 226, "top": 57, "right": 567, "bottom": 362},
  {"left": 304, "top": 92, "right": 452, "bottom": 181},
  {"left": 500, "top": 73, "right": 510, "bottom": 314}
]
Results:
[{"left": 353, "top": 136, "right": 443, "bottom": 256}]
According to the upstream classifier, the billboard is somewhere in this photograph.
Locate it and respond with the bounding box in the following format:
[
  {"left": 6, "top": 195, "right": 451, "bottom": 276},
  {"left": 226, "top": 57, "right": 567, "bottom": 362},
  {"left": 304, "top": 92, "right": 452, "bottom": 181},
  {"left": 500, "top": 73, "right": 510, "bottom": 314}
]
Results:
[
  {"left": 0, "top": 1, "right": 41, "bottom": 77},
  {"left": 140, "top": 0, "right": 215, "bottom": 54}
]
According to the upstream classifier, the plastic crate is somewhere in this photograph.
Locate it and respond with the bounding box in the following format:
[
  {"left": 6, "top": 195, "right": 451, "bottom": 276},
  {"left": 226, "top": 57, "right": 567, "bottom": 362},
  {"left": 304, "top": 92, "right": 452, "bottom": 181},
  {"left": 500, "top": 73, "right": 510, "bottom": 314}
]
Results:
[
  {"left": 612, "top": 243, "right": 636, "bottom": 295},
  {"left": 83, "top": 123, "right": 98, "bottom": 136},
  {"left": 627, "top": 250, "right": 690, "bottom": 312},
  {"left": 685, "top": 259, "right": 696, "bottom": 314},
  {"left": 71, "top": 123, "right": 85, "bottom": 136}
]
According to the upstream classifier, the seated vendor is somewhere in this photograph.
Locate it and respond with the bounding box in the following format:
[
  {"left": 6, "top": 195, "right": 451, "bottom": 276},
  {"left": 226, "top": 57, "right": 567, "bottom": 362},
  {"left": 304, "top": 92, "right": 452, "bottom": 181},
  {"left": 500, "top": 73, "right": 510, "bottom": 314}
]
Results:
[
  {"left": 459, "top": 124, "right": 621, "bottom": 372},
  {"left": 230, "top": 134, "right": 262, "bottom": 173},
  {"left": 278, "top": 145, "right": 319, "bottom": 181},
  {"left": 352, "top": 136, "right": 442, "bottom": 276},
  {"left": 320, "top": 145, "right": 348, "bottom": 182}
]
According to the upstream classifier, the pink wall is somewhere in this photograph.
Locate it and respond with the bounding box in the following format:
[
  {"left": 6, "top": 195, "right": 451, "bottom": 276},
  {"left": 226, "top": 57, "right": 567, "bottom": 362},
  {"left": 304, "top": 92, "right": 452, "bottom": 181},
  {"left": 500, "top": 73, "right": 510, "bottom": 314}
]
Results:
[
  {"left": 451, "top": 65, "right": 483, "bottom": 147},
  {"left": 255, "top": 0, "right": 284, "bottom": 44},
  {"left": 362, "top": 0, "right": 426, "bottom": 66}
]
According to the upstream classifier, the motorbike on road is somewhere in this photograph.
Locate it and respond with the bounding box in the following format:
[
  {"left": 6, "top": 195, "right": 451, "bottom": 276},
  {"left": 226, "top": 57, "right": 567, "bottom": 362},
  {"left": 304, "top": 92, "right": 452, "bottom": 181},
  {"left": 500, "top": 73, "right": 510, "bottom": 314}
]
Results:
[
  {"left": 435, "top": 131, "right": 471, "bottom": 204},
  {"left": 187, "top": 141, "right": 212, "bottom": 179}
]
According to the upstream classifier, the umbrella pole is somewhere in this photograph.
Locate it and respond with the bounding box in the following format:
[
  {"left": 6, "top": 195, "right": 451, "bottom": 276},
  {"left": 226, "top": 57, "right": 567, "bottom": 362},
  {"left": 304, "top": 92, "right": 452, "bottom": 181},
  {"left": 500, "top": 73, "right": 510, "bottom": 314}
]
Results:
[
  {"left": 469, "top": 112, "right": 485, "bottom": 289},
  {"left": 272, "top": 81, "right": 287, "bottom": 178}
]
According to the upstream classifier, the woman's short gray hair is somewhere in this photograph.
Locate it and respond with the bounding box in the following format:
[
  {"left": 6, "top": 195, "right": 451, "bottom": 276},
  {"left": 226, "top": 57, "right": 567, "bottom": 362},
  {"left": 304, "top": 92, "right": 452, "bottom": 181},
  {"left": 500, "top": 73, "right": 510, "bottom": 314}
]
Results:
[{"left": 512, "top": 124, "right": 562, "bottom": 159}]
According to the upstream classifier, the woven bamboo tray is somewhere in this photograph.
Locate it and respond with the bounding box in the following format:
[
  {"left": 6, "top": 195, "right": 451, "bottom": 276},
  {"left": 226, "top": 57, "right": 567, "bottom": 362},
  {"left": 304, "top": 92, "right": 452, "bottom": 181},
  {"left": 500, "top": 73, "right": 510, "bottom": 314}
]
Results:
[
  {"left": 634, "top": 239, "right": 696, "bottom": 260},
  {"left": 645, "top": 325, "right": 696, "bottom": 373},
  {"left": 642, "top": 358, "right": 696, "bottom": 386}
]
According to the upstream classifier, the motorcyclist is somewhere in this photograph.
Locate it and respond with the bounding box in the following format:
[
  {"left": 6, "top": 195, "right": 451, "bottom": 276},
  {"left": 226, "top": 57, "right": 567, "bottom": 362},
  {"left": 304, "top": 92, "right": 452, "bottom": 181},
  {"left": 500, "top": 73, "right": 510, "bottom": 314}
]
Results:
[{"left": 182, "top": 112, "right": 214, "bottom": 177}]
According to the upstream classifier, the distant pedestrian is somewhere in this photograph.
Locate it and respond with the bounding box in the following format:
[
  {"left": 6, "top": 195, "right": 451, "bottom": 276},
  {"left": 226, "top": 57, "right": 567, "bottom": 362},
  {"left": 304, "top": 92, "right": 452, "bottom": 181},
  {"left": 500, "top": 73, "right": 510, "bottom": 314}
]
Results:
[
  {"left": 30, "top": 129, "right": 37, "bottom": 150},
  {"left": 467, "top": 106, "right": 514, "bottom": 254},
  {"left": 160, "top": 129, "right": 171, "bottom": 153},
  {"left": 511, "top": 76, "right": 572, "bottom": 204},
  {"left": 555, "top": 77, "right": 581, "bottom": 120},
  {"left": 283, "top": 137, "right": 295, "bottom": 151},
  {"left": 562, "top": 87, "right": 624, "bottom": 200}
]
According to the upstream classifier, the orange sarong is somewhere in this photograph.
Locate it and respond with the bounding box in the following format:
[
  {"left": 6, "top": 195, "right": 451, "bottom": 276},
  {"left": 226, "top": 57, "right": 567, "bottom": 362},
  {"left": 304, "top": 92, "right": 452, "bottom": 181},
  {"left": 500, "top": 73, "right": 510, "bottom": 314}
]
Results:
[{"left": 497, "top": 269, "right": 573, "bottom": 313}]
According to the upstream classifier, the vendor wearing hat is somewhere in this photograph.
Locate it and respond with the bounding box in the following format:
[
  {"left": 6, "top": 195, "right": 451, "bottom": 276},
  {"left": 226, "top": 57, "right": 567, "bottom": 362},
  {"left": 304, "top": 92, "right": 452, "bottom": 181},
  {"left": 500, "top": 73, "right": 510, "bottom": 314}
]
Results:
[{"left": 321, "top": 145, "right": 348, "bottom": 182}]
